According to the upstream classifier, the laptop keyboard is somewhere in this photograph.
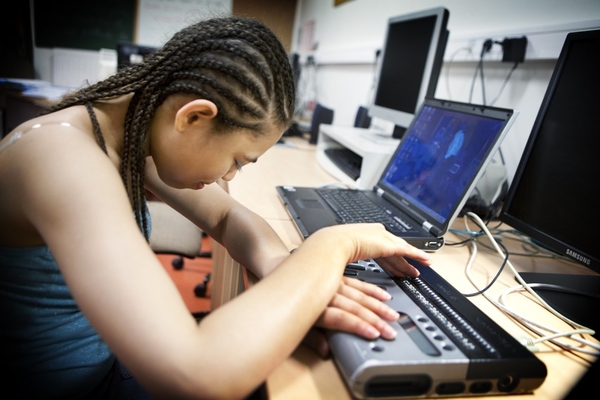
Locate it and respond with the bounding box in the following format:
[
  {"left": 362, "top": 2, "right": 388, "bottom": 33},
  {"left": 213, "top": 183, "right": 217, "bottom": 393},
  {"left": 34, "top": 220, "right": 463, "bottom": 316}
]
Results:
[{"left": 316, "top": 189, "right": 412, "bottom": 233}]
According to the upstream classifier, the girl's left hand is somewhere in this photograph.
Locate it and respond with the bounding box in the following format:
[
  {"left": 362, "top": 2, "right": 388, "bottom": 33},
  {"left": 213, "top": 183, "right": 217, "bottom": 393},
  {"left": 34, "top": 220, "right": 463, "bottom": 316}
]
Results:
[{"left": 303, "top": 275, "right": 404, "bottom": 357}]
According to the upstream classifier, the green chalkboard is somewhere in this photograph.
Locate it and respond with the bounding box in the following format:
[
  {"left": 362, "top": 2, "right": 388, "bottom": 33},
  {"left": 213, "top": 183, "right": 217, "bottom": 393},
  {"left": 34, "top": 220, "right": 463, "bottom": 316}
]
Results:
[{"left": 33, "top": 0, "right": 136, "bottom": 51}]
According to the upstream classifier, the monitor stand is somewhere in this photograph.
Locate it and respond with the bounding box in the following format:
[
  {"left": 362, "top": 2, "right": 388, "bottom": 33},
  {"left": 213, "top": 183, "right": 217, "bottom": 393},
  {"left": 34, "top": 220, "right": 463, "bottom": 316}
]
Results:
[
  {"left": 362, "top": 124, "right": 407, "bottom": 140},
  {"left": 392, "top": 125, "right": 407, "bottom": 139},
  {"left": 518, "top": 272, "right": 600, "bottom": 339}
]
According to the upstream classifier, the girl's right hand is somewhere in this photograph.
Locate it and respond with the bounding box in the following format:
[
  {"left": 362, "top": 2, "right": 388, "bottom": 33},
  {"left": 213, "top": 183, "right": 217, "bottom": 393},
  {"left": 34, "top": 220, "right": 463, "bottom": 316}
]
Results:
[
  {"left": 296, "top": 223, "right": 432, "bottom": 354},
  {"left": 311, "top": 222, "right": 432, "bottom": 277}
]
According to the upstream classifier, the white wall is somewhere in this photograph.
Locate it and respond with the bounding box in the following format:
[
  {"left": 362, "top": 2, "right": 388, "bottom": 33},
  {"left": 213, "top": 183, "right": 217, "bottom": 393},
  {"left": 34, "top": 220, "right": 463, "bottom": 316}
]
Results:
[
  {"left": 136, "top": 0, "right": 232, "bottom": 47},
  {"left": 292, "top": 0, "right": 600, "bottom": 183}
]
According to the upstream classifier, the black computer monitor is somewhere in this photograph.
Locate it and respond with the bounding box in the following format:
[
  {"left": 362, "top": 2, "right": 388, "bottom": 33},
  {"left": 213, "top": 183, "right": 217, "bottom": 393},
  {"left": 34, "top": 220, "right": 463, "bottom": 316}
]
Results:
[
  {"left": 116, "top": 42, "right": 157, "bottom": 70},
  {"left": 369, "top": 7, "right": 449, "bottom": 139},
  {"left": 499, "top": 29, "right": 600, "bottom": 335}
]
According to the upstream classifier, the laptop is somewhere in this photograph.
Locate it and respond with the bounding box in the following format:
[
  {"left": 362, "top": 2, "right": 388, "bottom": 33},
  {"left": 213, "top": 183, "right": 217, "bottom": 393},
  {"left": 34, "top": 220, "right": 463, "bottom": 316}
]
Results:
[{"left": 276, "top": 98, "right": 518, "bottom": 251}]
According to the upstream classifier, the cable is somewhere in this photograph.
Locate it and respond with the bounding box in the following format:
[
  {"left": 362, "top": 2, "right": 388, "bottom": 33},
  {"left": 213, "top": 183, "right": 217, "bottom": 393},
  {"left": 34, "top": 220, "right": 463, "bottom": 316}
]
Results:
[
  {"left": 469, "top": 39, "right": 492, "bottom": 104},
  {"left": 490, "top": 229, "right": 577, "bottom": 262},
  {"left": 463, "top": 239, "right": 509, "bottom": 297},
  {"left": 465, "top": 213, "right": 577, "bottom": 323},
  {"left": 467, "top": 61, "right": 481, "bottom": 104},
  {"left": 366, "top": 49, "right": 381, "bottom": 106},
  {"left": 445, "top": 229, "right": 481, "bottom": 246},
  {"left": 452, "top": 222, "right": 597, "bottom": 353},
  {"left": 500, "top": 284, "right": 600, "bottom": 355},
  {"left": 479, "top": 57, "right": 487, "bottom": 105},
  {"left": 468, "top": 58, "right": 487, "bottom": 104},
  {"left": 469, "top": 39, "right": 521, "bottom": 107},
  {"left": 461, "top": 212, "right": 599, "bottom": 355},
  {"left": 489, "top": 61, "right": 519, "bottom": 106},
  {"left": 444, "top": 46, "right": 471, "bottom": 100}
]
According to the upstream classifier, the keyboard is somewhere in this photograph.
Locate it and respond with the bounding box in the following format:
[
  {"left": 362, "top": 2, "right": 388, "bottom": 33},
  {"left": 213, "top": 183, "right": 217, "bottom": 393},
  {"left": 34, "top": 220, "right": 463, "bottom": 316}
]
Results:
[
  {"left": 316, "top": 189, "right": 410, "bottom": 233},
  {"left": 324, "top": 148, "right": 362, "bottom": 180},
  {"left": 329, "top": 259, "right": 547, "bottom": 398},
  {"left": 396, "top": 276, "right": 499, "bottom": 358}
]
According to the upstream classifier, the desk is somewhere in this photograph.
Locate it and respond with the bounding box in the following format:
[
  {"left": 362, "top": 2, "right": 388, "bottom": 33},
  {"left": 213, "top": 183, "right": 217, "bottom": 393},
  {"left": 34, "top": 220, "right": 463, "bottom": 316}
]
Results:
[{"left": 210, "top": 136, "right": 597, "bottom": 399}]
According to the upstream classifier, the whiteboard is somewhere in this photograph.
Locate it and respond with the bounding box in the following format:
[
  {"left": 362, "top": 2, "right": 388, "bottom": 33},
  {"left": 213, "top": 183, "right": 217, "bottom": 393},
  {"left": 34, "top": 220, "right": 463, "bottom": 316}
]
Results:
[{"left": 135, "top": 0, "right": 232, "bottom": 47}]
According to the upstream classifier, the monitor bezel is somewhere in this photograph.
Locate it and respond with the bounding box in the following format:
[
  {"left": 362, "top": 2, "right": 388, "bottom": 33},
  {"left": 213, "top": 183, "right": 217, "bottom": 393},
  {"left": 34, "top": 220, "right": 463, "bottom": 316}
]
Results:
[
  {"left": 116, "top": 42, "right": 157, "bottom": 70},
  {"left": 375, "top": 97, "right": 516, "bottom": 235},
  {"left": 499, "top": 29, "right": 600, "bottom": 273},
  {"left": 368, "top": 7, "right": 449, "bottom": 134}
]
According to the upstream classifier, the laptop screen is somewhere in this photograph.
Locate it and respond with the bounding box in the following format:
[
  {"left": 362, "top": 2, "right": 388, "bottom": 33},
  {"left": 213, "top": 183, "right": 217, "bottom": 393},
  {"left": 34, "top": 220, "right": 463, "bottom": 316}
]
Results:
[{"left": 379, "top": 104, "right": 506, "bottom": 224}]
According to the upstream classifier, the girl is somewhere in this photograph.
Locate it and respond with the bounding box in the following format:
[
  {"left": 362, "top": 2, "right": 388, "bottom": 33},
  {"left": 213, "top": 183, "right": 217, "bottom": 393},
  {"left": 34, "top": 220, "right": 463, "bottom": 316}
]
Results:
[{"left": 0, "top": 17, "right": 430, "bottom": 399}]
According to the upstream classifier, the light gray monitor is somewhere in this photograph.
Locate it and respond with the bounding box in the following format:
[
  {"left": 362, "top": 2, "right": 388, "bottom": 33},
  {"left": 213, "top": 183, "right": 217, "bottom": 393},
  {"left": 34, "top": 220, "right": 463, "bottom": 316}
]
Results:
[{"left": 369, "top": 7, "right": 449, "bottom": 139}]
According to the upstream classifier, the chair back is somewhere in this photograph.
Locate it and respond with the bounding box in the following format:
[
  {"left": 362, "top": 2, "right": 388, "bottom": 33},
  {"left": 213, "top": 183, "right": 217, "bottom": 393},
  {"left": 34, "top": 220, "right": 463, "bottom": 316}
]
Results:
[{"left": 147, "top": 201, "right": 203, "bottom": 258}]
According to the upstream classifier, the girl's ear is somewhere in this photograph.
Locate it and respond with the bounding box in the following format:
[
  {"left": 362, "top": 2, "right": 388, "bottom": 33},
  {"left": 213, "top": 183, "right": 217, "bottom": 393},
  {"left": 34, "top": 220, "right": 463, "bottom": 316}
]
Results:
[{"left": 174, "top": 99, "right": 218, "bottom": 132}]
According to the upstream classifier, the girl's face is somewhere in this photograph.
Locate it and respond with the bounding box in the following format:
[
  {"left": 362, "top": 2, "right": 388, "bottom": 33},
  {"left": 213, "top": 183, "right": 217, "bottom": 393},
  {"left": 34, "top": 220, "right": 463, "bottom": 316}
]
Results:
[
  {"left": 189, "top": 125, "right": 282, "bottom": 189},
  {"left": 151, "top": 121, "right": 284, "bottom": 190}
]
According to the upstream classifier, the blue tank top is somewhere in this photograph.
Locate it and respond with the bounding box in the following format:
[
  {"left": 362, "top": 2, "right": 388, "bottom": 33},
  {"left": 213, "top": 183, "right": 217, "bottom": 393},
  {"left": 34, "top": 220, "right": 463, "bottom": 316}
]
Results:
[
  {"left": 0, "top": 245, "right": 114, "bottom": 399},
  {"left": 0, "top": 208, "right": 152, "bottom": 399}
]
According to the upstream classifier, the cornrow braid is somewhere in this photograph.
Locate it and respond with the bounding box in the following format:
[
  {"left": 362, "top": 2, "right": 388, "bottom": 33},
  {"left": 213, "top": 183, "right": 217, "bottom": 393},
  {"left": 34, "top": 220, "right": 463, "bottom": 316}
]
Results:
[
  {"left": 170, "top": 71, "right": 263, "bottom": 117},
  {"left": 47, "top": 17, "right": 296, "bottom": 239},
  {"left": 186, "top": 58, "right": 269, "bottom": 108},
  {"left": 84, "top": 102, "right": 107, "bottom": 155}
]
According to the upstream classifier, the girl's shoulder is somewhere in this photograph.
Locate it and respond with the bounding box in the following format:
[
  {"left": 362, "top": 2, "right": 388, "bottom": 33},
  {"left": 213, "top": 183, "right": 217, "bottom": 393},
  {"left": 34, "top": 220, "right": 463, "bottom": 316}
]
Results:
[
  {"left": 1, "top": 109, "right": 99, "bottom": 160},
  {"left": 0, "top": 110, "right": 126, "bottom": 246},
  {"left": 0, "top": 107, "right": 118, "bottom": 199}
]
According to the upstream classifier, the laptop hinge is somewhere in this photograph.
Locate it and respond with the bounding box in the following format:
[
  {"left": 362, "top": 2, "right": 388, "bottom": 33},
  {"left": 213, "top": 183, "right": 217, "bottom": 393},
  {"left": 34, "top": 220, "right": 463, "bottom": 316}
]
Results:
[
  {"left": 423, "top": 221, "right": 443, "bottom": 237},
  {"left": 379, "top": 189, "right": 443, "bottom": 237}
]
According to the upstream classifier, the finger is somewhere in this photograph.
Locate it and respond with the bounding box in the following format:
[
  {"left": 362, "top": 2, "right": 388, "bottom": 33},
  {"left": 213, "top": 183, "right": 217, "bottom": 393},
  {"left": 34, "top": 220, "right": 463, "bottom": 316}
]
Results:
[
  {"left": 339, "top": 278, "right": 399, "bottom": 321},
  {"left": 301, "top": 328, "right": 330, "bottom": 358},
  {"left": 393, "top": 240, "right": 432, "bottom": 266},
  {"left": 341, "top": 276, "right": 391, "bottom": 302},
  {"left": 379, "top": 231, "right": 432, "bottom": 263},
  {"left": 375, "top": 256, "right": 420, "bottom": 278},
  {"left": 344, "top": 224, "right": 432, "bottom": 266},
  {"left": 316, "top": 305, "right": 397, "bottom": 340},
  {"left": 325, "top": 294, "right": 399, "bottom": 339}
]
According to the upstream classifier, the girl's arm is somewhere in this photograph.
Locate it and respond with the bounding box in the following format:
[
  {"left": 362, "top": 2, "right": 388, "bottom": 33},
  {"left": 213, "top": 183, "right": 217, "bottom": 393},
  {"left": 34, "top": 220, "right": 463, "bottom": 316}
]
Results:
[
  {"left": 17, "top": 128, "right": 349, "bottom": 398},
  {"left": 9, "top": 116, "right": 429, "bottom": 400},
  {"left": 144, "top": 157, "right": 291, "bottom": 279},
  {"left": 144, "top": 157, "right": 430, "bottom": 352}
]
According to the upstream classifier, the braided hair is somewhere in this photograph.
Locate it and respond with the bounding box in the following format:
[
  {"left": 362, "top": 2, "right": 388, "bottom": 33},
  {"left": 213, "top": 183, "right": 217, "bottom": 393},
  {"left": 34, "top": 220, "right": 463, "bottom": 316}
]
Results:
[{"left": 48, "top": 17, "right": 296, "bottom": 239}]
